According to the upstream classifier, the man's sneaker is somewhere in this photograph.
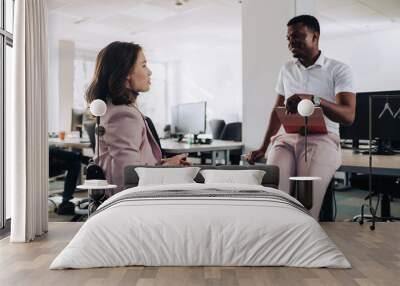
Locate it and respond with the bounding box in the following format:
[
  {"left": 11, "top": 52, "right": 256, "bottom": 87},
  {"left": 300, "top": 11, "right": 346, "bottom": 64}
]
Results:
[{"left": 57, "top": 201, "right": 75, "bottom": 215}]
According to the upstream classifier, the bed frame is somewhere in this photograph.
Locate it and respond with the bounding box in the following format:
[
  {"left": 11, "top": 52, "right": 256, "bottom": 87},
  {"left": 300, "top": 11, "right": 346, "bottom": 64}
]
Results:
[{"left": 124, "top": 165, "right": 279, "bottom": 189}]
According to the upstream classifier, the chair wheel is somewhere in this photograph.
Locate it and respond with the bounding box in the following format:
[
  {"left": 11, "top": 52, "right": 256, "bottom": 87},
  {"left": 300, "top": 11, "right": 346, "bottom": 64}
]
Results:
[
  {"left": 370, "top": 225, "right": 375, "bottom": 231},
  {"left": 359, "top": 220, "right": 364, "bottom": 225}
]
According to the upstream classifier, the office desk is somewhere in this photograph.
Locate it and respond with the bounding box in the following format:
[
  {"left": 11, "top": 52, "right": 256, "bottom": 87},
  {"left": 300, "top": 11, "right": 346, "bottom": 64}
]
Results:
[
  {"left": 247, "top": 149, "right": 399, "bottom": 175},
  {"left": 49, "top": 138, "right": 91, "bottom": 150},
  {"left": 161, "top": 139, "right": 243, "bottom": 165},
  {"left": 340, "top": 149, "right": 400, "bottom": 176},
  {"left": 48, "top": 138, "right": 91, "bottom": 185}
]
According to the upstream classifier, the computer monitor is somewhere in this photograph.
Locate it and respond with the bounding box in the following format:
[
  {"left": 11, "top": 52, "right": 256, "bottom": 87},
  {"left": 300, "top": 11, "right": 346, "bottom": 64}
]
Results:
[
  {"left": 171, "top": 102, "right": 207, "bottom": 135},
  {"left": 340, "top": 90, "right": 400, "bottom": 154},
  {"left": 71, "top": 108, "right": 84, "bottom": 132},
  {"left": 340, "top": 93, "right": 368, "bottom": 141}
]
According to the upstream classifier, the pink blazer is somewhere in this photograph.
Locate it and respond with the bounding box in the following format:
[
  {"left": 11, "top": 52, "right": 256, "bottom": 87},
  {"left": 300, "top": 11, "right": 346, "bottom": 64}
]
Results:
[{"left": 98, "top": 104, "right": 162, "bottom": 192}]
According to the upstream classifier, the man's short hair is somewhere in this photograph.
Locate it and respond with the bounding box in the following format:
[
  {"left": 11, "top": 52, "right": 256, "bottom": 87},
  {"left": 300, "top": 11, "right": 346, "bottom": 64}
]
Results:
[{"left": 287, "top": 15, "right": 320, "bottom": 33}]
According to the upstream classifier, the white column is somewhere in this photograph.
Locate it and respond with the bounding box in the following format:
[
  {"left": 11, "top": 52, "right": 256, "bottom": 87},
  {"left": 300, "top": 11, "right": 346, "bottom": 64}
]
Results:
[
  {"left": 166, "top": 61, "right": 182, "bottom": 119},
  {"left": 59, "top": 40, "right": 75, "bottom": 132},
  {"left": 47, "top": 38, "right": 59, "bottom": 133},
  {"left": 242, "top": 0, "right": 315, "bottom": 152}
]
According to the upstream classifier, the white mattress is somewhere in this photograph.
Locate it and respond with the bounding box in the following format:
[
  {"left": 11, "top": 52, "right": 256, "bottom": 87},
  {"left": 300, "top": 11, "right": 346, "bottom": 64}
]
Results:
[{"left": 50, "top": 183, "right": 350, "bottom": 269}]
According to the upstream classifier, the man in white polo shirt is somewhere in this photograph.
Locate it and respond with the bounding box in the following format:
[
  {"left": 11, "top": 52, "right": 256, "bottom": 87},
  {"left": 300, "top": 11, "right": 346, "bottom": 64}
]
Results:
[{"left": 248, "top": 15, "right": 356, "bottom": 219}]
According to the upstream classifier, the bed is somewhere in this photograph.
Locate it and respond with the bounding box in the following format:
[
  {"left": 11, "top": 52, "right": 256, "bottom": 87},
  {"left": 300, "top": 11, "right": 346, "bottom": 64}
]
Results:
[{"left": 50, "top": 165, "right": 350, "bottom": 269}]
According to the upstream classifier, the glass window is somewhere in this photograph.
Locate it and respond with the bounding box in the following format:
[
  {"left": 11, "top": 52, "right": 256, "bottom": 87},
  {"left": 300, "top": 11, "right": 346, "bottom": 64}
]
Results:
[
  {"left": 0, "top": 38, "right": 3, "bottom": 228},
  {"left": 0, "top": 0, "right": 3, "bottom": 30},
  {"left": 5, "top": 0, "right": 14, "bottom": 33},
  {"left": 5, "top": 43, "right": 12, "bottom": 220},
  {"left": 73, "top": 58, "right": 95, "bottom": 109},
  {"left": 1, "top": 0, "right": 14, "bottom": 229}
]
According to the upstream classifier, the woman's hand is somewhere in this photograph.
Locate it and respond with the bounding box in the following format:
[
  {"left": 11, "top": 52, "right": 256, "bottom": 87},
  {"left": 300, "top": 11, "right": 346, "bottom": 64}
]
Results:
[{"left": 162, "top": 153, "right": 191, "bottom": 166}]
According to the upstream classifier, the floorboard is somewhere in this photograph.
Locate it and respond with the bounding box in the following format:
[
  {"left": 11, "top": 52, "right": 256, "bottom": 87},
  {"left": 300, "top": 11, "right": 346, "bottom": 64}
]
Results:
[{"left": 0, "top": 222, "right": 399, "bottom": 286}]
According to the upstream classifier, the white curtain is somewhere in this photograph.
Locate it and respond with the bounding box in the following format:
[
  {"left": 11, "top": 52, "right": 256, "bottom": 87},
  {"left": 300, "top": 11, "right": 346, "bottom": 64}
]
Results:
[{"left": 10, "top": 0, "right": 48, "bottom": 242}]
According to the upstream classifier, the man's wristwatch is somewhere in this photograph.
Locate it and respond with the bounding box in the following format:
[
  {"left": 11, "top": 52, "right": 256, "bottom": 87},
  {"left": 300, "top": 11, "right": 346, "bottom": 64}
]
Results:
[{"left": 313, "top": 96, "right": 321, "bottom": 107}]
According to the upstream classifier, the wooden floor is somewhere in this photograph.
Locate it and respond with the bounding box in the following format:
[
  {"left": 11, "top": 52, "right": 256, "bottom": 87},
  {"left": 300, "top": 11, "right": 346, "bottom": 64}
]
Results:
[{"left": 0, "top": 222, "right": 399, "bottom": 286}]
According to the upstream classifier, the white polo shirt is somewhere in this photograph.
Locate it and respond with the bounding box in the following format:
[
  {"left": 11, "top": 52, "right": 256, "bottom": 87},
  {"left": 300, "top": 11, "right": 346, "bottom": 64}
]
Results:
[{"left": 275, "top": 52, "right": 355, "bottom": 135}]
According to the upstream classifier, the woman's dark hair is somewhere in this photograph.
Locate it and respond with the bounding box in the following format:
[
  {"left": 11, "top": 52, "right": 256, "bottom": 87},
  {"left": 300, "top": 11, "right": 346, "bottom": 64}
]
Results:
[{"left": 85, "top": 41, "right": 142, "bottom": 105}]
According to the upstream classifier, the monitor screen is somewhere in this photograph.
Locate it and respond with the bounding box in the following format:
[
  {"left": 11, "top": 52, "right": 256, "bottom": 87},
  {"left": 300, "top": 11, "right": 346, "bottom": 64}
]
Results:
[
  {"left": 171, "top": 102, "right": 207, "bottom": 135},
  {"left": 71, "top": 108, "right": 84, "bottom": 131},
  {"left": 340, "top": 91, "right": 400, "bottom": 141}
]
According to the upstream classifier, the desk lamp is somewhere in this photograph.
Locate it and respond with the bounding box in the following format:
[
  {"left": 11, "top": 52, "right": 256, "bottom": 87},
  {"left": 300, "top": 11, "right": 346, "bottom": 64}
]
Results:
[
  {"left": 289, "top": 99, "right": 319, "bottom": 211},
  {"left": 77, "top": 99, "right": 116, "bottom": 215},
  {"left": 89, "top": 99, "right": 107, "bottom": 163},
  {"left": 297, "top": 99, "right": 315, "bottom": 162}
]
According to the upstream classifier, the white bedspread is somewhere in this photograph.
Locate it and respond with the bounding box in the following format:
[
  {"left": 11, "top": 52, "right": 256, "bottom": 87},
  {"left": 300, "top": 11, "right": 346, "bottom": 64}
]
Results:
[{"left": 50, "top": 183, "right": 350, "bottom": 269}]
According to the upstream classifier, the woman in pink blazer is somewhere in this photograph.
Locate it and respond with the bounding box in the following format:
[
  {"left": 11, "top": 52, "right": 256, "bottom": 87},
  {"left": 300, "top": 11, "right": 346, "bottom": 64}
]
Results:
[{"left": 85, "top": 41, "right": 188, "bottom": 192}]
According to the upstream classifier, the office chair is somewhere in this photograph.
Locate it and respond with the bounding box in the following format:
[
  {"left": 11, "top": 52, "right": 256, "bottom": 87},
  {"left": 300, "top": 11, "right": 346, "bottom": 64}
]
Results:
[
  {"left": 209, "top": 119, "right": 226, "bottom": 139},
  {"left": 163, "top": 124, "right": 171, "bottom": 138},
  {"left": 351, "top": 174, "right": 400, "bottom": 223},
  {"left": 71, "top": 109, "right": 85, "bottom": 134},
  {"left": 145, "top": 117, "right": 163, "bottom": 153},
  {"left": 197, "top": 119, "right": 226, "bottom": 164},
  {"left": 83, "top": 122, "right": 96, "bottom": 153},
  {"left": 72, "top": 121, "right": 100, "bottom": 220},
  {"left": 220, "top": 122, "right": 242, "bottom": 164},
  {"left": 220, "top": 122, "right": 242, "bottom": 142},
  {"left": 319, "top": 179, "right": 336, "bottom": 221}
]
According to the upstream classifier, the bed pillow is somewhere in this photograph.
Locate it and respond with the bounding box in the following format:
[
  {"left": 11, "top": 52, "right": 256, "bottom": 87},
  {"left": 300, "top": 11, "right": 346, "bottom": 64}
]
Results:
[
  {"left": 200, "top": 169, "right": 266, "bottom": 185},
  {"left": 135, "top": 167, "right": 201, "bottom": 186}
]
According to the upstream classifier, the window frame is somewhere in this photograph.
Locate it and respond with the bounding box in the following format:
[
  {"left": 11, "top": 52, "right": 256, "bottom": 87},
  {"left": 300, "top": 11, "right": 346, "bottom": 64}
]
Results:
[{"left": 0, "top": 0, "right": 14, "bottom": 231}]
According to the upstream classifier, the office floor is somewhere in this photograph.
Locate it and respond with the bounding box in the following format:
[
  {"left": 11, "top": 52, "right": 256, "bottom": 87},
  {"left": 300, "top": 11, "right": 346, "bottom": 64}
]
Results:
[
  {"left": 49, "top": 180, "right": 87, "bottom": 222},
  {"left": 335, "top": 188, "right": 400, "bottom": 221},
  {"left": 1, "top": 222, "right": 400, "bottom": 286}
]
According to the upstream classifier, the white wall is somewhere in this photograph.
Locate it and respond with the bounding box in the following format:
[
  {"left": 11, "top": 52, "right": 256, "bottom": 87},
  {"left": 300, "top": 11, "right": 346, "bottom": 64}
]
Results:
[
  {"left": 136, "top": 3, "right": 242, "bottom": 133},
  {"left": 140, "top": 35, "right": 242, "bottom": 136},
  {"left": 242, "top": 0, "right": 295, "bottom": 152},
  {"left": 48, "top": 2, "right": 242, "bottom": 136},
  {"left": 48, "top": 39, "right": 75, "bottom": 133},
  {"left": 48, "top": 42, "right": 96, "bottom": 133},
  {"left": 321, "top": 28, "right": 400, "bottom": 92},
  {"left": 161, "top": 42, "right": 242, "bottom": 123},
  {"left": 48, "top": 35, "right": 60, "bottom": 132},
  {"left": 74, "top": 53, "right": 96, "bottom": 110},
  {"left": 58, "top": 40, "right": 75, "bottom": 133}
]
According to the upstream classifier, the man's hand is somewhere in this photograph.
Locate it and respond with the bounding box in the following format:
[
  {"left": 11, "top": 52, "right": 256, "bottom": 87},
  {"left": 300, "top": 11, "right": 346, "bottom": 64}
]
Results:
[
  {"left": 286, "top": 94, "right": 314, "bottom": 114},
  {"left": 246, "top": 148, "right": 267, "bottom": 165}
]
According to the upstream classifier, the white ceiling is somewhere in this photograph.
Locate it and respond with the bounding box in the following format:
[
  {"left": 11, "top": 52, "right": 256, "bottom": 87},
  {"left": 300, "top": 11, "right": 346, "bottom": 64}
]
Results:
[
  {"left": 317, "top": 0, "right": 400, "bottom": 36},
  {"left": 48, "top": 0, "right": 400, "bottom": 53},
  {"left": 48, "top": 0, "right": 241, "bottom": 55}
]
